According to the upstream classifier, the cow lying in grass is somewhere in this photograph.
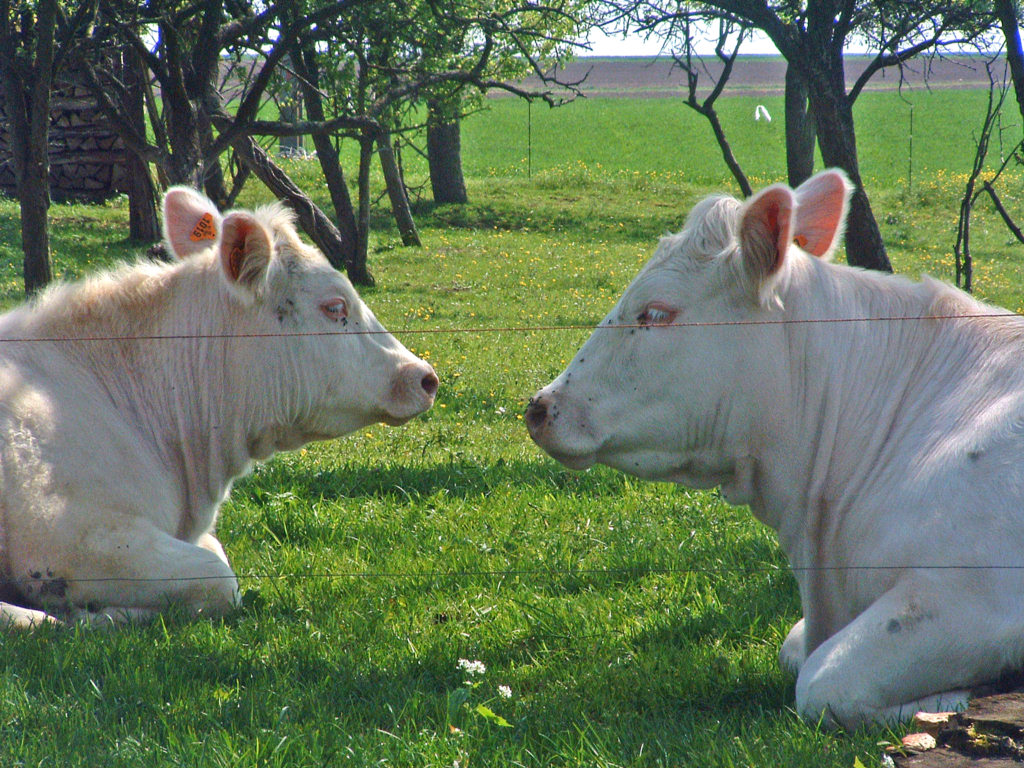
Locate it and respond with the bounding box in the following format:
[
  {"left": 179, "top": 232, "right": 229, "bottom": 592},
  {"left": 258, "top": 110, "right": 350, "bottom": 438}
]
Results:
[
  {"left": 526, "top": 169, "right": 1024, "bottom": 727},
  {"left": 0, "top": 187, "right": 437, "bottom": 628}
]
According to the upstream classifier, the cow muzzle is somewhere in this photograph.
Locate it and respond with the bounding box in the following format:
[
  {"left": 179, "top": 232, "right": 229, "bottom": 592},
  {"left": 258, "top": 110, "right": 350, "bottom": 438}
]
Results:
[
  {"left": 525, "top": 390, "right": 599, "bottom": 470},
  {"left": 382, "top": 360, "right": 439, "bottom": 424}
]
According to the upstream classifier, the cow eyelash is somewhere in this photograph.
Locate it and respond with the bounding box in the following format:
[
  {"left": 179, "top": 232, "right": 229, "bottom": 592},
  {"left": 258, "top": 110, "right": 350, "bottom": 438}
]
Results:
[
  {"left": 637, "top": 303, "right": 677, "bottom": 327},
  {"left": 320, "top": 298, "right": 348, "bottom": 322}
]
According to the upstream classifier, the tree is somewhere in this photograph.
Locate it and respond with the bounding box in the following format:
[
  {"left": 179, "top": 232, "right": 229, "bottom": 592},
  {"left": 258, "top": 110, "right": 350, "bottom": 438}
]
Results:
[
  {"left": 954, "top": 4, "right": 1024, "bottom": 292},
  {"left": 283, "top": 0, "right": 427, "bottom": 276},
  {"left": 0, "top": 0, "right": 89, "bottom": 294},
  {"left": 73, "top": 0, "right": 580, "bottom": 286},
  {"left": 427, "top": 97, "right": 469, "bottom": 205},
  {"left": 120, "top": 42, "right": 159, "bottom": 242},
  {"left": 784, "top": 63, "right": 816, "bottom": 187},
  {"left": 288, "top": 44, "right": 363, "bottom": 278},
  {"left": 412, "top": 0, "right": 584, "bottom": 205},
  {"left": 994, "top": 0, "right": 1024, "bottom": 126},
  {"left": 598, "top": 0, "right": 992, "bottom": 272},
  {"left": 276, "top": 0, "right": 584, "bottom": 280},
  {"left": 67, "top": 0, "right": 373, "bottom": 282},
  {"left": 672, "top": 16, "right": 754, "bottom": 196}
]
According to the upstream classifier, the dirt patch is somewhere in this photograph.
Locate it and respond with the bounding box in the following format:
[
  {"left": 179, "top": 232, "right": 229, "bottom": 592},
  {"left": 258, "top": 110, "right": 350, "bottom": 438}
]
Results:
[{"left": 891, "top": 691, "right": 1024, "bottom": 767}]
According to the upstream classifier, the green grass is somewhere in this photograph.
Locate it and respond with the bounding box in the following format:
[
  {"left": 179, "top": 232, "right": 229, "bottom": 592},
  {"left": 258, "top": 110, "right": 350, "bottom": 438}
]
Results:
[
  {"left": 455, "top": 88, "right": 992, "bottom": 189},
  {"left": 0, "top": 83, "right": 1020, "bottom": 766}
]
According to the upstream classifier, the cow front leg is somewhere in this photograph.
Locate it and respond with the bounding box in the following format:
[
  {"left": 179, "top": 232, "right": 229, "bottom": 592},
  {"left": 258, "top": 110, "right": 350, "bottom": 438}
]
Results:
[
  {"left": 794, "top": 582, "right": 978, "bottom": 728},
  {"left": 197, "top": 531, "right": 231, "bottom": 566},
  {"left": 18, "top": 521, "right": 240, "bottom": 624},
  {"left": 780, "top": 618, "right": 806, "bottom": 675},
  {"left": 0, "top": 603, "right": 60, "bottom": 628}
]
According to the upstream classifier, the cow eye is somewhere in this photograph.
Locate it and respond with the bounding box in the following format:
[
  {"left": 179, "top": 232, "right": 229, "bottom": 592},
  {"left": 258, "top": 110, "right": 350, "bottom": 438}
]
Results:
[
  {"left": 637, "top": 303, "right": 677, "bottom": 327},
  {"left": 320, "top": 298, "right": 348, "bottom": 321}
]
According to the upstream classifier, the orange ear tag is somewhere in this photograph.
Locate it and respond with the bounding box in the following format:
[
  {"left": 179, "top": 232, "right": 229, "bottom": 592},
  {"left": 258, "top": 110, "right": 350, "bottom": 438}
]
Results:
[
  {"left": 793, "top": 234, "right": 808, "bottom": 249},
  {"left": 189, "top": 212, "right": 217, "bottom": 242}
]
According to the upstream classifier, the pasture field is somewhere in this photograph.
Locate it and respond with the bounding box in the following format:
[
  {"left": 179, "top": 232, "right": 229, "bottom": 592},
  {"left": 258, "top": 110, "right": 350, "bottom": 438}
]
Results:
[
  {"left": 464, "top": 88, "right": 992, "bottom": 187},
  {"left": 0, "top": 83, "right": 1021, "bottom": 766}
]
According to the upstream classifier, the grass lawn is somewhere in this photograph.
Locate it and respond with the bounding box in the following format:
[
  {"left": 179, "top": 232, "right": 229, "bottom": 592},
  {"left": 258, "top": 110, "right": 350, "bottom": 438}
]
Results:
[{"left": 0, "top": 82, "right": 1021, "bottom": 766}]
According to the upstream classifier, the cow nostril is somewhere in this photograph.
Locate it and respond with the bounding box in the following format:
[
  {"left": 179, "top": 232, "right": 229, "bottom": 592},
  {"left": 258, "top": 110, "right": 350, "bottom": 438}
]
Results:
[
  {"left": 421, "top": 371, "right": 439, "bottom": 398},
  {"left": 525, "top": 398, "right": 548, "bottom": 431}
]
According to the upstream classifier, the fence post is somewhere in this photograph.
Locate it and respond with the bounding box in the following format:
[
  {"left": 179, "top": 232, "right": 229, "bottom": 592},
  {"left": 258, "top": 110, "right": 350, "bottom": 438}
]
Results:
[
  {"left": 907, "top": 103, "right": 914, "bottom": 194},
  {"left": 527, "top": 100, "right": 532, "bottom": 179}
]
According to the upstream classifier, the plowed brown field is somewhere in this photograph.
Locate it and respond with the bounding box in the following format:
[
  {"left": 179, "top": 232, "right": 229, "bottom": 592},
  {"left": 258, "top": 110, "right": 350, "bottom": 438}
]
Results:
[{"left": 518, "top": 54, "right": 997, "bottom": 97}]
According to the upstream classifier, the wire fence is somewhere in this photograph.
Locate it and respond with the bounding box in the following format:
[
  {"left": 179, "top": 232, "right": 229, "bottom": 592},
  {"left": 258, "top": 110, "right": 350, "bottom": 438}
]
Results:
[
  {"left": 14, "top": 561, "right": 1024, "bottom": 594},
  {"left": 3, "top": 307, "right": 1024, "bottom": 592},
  {"left": 0, "top": 309, "right": 1019, "bottom": 345}
]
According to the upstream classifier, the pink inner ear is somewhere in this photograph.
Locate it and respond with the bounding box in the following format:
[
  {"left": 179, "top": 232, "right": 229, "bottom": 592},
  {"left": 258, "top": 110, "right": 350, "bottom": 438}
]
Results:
[
  {"left": 772, "top": 200, "right": 793, "bottom": 275},
  {"left": 760, "top": 189, "right": 794, "bottom": 276},
  {"left": 219, "top": 212, "right": 272, "bottom": 291},
  {"left": 221, "top": 216, "right": 254, "bottom": 282},
  {"left": 739, "top": 185, "right": 795, "bottom": 286},
  {"left": 792, "top": 172, "right": 849, "bottom": 258}
]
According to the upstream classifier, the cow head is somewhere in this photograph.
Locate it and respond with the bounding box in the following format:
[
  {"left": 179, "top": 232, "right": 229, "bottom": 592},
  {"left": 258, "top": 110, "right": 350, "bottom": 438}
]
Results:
[
  {"left": 162, "top": 187, "right": 438, "bottom": 450},
  {"left": 525, "top": 170, "right": 851, "bottom": 495}
]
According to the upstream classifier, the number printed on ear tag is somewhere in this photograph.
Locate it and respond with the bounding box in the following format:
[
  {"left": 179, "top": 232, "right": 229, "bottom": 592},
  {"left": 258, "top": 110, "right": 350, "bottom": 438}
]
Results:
[{"left": 190, "top": 212, "right": 217, "bottom": 242}]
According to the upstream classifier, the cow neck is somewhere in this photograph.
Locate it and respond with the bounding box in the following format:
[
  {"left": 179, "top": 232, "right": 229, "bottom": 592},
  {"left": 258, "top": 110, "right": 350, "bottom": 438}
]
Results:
[
  {"left": 765, "top": 257, "right": 959, "bottom": 561},
  {"left": 161, "top": 282, "right": 268, "bottom": 540},
  {"left": 60, "top": 257, "right": 256, "bottom": 541}
]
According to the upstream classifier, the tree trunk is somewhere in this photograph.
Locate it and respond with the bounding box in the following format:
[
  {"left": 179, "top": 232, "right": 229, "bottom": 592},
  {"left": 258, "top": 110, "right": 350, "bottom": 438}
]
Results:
[
  {"left": 784, "top": 64, "right": 816, "bottom": 188},
  {"left": 199, "top": 91, "right": 228, "bottom": 207},
  {"left": 165, "top": 108, "right": 204, "bottom": 188},
  {"left": 677, "top": 38, "right": 751, "bottom": 198},
  {"left": 427, "top": 99, "right": 468, "bottom": 205},
  {"left": 160, "top": 22, "right": 204, "bottom": 188},
  {"left": 6, "top": 103, "right": 53, "bottom": 294},
  {"left": 122, "top": 45, "right": 160, "bottom": 243},
  {"left": 356, "top": 133, "right": 373, "bottom": 280},
  {"left": 310, "top": 130, "right": 361, "bottom": 265},
  {"left": 704, "top": 106, "right": 751, "bottom": 197},
  {"left": 377, "top": 131, "right": 421, "bottom": 247},
  {"left": 741, "top": 3, "right": 890, "bottom": 271},
  {"left": 995, "top": 0, "right": 1024, "bottom": 128},
  {"left": 292, "top": 46, "right": 361, "bottom": 270},
  {"left": 0, "top": 0, "right": 57, "bottom": 295},
  {"left": 806, "top": 62, "right": 892, "bottom": 272},
  {"left": 201, "top": 123, "right": 229, "bottom": 209},
  {"left": 229, "top": 133, "right": 374, "bottom": 285},
  {"left": 18, "top": 169, "right": 53, "bottom": 296}
]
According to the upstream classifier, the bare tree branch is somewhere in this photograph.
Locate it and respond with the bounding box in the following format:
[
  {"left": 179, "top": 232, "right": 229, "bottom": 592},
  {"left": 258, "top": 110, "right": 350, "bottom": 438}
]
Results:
[
  {"left": 672, "top": 16, "right": 752, "bottom": 196},
  {"left": 983, "top": 180, "right": 1024, "bottom": 245}
]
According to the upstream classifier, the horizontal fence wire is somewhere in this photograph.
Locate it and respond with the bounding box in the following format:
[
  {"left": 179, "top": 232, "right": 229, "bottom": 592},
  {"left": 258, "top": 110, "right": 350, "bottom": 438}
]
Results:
[
  {"left": 12, "top": 562, "right": 1024, "bottom": 592},
  {"left": 0, "top": 309, "right": 1021, "bottom": 590},
  {"left": 0, "top": 310, "right": 1018, "bottom": 344}
]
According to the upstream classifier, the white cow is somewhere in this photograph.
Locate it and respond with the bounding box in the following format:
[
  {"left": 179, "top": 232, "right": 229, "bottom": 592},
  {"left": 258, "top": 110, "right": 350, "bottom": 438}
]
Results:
[
  {"left": 0, "top": 187, "right": 437, "bottom": 628},
  {"left": 526, "top": 169, "right": 1024, "bottom": 728}
]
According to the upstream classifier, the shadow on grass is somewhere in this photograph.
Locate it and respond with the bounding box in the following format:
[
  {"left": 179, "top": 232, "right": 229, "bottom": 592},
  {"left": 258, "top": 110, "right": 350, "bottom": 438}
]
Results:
[
  {"left": 237, "top": 456, "right": 633, "bottom": 505},
  {"left": 0, "top": 602, "right": 796, "bottom": 765},
  {"left": 0, "top": 506, "right": 805, "bottom": 765}
]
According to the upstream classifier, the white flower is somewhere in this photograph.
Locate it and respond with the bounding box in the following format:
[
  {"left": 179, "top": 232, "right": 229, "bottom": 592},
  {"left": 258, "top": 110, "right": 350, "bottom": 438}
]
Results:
[
  {"left": 498, "top": 685, "right": 512, "bottom": 699},
  {"left": 457, "top": 658, "right": 486, "bottom": 676}
]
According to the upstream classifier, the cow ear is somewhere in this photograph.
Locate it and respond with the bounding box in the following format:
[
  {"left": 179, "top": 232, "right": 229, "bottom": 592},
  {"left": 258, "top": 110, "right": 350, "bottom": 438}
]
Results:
[
  {"left": 791, "top": 169, "right": 851, "bottom": 260},
  {"left": 738, "top": 184, "right": 794, "bottom": 300},
  {"left": 162, "top": 186, "right": 222, "bottom": 259},
  {"left": 219, "top": 211, "right": 273, "bottom": 301}
]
